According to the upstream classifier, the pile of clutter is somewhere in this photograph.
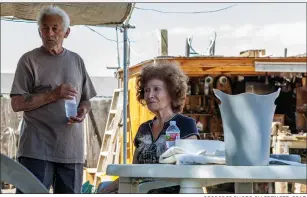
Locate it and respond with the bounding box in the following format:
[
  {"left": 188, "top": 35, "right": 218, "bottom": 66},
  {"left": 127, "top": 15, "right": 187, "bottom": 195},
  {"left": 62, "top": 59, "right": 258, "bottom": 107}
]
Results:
[{"left": 271, "top": 122, "right": 292, "bottom": 136}]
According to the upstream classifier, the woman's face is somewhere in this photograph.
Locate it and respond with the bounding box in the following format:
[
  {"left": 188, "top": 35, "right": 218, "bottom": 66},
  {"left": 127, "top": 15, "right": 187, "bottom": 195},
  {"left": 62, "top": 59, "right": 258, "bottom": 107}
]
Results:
[{"left": 144, "top": 78, "right": 172, "bottom": 113}]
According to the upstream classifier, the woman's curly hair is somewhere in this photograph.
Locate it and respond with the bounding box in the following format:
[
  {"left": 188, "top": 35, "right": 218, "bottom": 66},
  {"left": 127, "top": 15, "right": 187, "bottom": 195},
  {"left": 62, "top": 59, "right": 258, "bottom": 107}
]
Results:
[{"left": 136, "top": 60, "right": 189, "bottom": 113}]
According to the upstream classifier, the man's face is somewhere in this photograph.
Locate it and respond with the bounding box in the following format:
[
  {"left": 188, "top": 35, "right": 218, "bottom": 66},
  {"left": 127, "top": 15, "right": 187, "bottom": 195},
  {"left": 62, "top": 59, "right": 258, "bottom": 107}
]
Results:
[{"left": 39, "top": 14, "right": 69, "bottom": 50}]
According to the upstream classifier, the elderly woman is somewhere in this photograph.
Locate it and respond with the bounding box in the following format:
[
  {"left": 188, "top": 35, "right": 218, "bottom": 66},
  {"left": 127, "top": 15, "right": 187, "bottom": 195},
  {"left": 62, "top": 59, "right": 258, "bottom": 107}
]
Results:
[
  {"left": 99, "top": 61, "right": 199, "bottom": 193},
  {"left": 133, "top": 61, "right": 199, "bottom": 164}
]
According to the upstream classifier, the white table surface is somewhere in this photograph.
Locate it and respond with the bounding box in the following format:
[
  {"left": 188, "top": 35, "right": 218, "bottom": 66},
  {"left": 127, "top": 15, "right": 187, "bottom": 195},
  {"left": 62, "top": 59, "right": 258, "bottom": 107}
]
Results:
[{"left": 106, "top": 164, "right": 307, "bottom": 193}]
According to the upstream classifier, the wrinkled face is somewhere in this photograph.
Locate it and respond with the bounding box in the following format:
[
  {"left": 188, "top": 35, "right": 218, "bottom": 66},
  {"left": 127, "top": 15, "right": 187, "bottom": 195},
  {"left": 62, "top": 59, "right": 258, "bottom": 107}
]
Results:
[
  {"left": 39, "top": 14, "right": 69, "bottom": 50},
  {"left": 144, "top": 78, "right": 172, "bottom": 113}
]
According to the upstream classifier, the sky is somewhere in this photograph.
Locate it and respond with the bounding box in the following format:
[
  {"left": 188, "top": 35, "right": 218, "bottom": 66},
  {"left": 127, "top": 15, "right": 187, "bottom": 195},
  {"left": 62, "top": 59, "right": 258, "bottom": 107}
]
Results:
[{"left": 1, "top": 2, "right": 306, "bottom": 77}]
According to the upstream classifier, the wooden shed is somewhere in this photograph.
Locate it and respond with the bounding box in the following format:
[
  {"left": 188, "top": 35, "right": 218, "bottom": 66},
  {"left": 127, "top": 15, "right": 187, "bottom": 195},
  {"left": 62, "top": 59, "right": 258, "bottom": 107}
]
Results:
[{"left": 117, "top": 55, "right": 307, "bottom": 164}]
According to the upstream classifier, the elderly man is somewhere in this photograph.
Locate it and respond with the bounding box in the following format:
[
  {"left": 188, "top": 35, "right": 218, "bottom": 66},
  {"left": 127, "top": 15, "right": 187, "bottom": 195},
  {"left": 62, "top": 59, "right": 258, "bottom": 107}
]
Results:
[{"left": 10, "top": 6, "right": 97, "bottom": 194}]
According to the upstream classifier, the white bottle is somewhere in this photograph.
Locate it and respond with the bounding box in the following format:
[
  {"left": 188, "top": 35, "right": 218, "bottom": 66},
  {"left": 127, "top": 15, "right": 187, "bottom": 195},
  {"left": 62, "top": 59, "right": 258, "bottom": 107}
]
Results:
[
  {"left": 165, "top": 121, "right": 180, "bottom": 149},
  {"left": 65, "top": 97, "right": 77, "bottom": 118}
]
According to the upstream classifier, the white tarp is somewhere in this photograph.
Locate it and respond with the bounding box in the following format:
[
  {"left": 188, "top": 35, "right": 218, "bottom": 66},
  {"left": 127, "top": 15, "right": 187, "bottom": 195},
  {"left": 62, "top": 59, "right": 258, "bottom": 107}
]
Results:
[{"left": 1, "top": 3, "right": 134, "bottom": 26}]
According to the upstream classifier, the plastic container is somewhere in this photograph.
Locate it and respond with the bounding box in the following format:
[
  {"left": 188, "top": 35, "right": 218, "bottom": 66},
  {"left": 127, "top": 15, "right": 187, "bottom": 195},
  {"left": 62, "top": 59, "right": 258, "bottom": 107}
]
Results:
[
  {"left": 65, "top": 97, "right": 77, "bottom": 118},
  {"left": 165, "top": 121, "right": 180, "bottom": 149},
  {"left": 213, "top": 88, "right": 280, "bottom": 166}
]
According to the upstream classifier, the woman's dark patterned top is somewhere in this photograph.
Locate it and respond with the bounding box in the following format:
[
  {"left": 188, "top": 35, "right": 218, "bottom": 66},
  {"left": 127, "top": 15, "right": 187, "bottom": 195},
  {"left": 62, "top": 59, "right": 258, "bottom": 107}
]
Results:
[{"left": 134, "top": 114, "right": 200, "bottom": 164}]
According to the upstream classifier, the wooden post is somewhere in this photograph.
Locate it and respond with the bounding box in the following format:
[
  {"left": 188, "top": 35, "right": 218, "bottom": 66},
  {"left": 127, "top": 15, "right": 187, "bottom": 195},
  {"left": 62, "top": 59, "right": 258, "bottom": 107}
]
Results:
[
  {"left": 185, "top": 38, "right": 190, "bottom": 57},
  {"left": 88, "top": 110, "right": 102, "bottom": 148},
  {"left": 302, "top": 76, "right": 306, "bottom": 87},
  {"left": 160, "top": 29, "right": 168, "bottom": 56}
]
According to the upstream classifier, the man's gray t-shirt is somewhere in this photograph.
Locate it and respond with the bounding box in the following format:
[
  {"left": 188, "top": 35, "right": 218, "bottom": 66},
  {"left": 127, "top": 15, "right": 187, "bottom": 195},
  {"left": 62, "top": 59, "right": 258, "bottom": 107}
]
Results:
[{"left": 10, "top": 46, "right": 97, "bottom": 163}]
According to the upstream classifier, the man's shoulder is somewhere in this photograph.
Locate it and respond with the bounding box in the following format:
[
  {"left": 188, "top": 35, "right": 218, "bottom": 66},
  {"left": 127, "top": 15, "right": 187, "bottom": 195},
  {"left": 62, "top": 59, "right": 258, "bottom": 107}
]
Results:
[
  {"left": 21, "top": 47, "right": 83, "bottom": 60},
  {"left": 20, "top": 47, "right": 43, "bottom": 60},
  {"left": 65, "top": 49, "right": 83, "bottom": 60}
]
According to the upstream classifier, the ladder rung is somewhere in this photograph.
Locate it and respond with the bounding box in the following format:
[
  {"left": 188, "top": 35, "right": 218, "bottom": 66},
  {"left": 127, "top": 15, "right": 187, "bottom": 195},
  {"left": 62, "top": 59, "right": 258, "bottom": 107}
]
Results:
[
  {"left": 100, "top": 151, "right": 116, "bottom": 157},
  {"left": 105, "top": 130, "right": 113, "bottom": 135},
  {"left": 100, "top": 151, "right": 108, "bottom": 156},
  {"left": 110, "top": 109, "right": 117, "bottom": 114},
  {"left": 95, "top": 172, "right": 104, "bottom": 177},
  {"left": 86, "top": 168, "right": 97, "bottom": 174}
]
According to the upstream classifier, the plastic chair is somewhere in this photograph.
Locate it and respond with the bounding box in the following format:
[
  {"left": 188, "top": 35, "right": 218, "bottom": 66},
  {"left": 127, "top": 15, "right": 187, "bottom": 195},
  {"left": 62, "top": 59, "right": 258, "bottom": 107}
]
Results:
[{"left": 0, "top": 154, "right": 49, "bottom": 194}]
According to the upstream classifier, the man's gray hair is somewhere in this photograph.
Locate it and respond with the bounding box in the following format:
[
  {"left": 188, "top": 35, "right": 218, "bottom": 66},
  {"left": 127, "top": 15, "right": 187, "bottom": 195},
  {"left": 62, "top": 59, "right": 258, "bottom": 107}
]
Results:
[{"left": 37, "top": 6, "right": 70, "bottom": 32}]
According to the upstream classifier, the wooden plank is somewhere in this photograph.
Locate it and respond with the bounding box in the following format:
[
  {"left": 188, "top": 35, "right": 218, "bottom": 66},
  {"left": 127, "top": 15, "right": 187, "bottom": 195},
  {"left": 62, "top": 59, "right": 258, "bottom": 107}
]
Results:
[
  {"left": 204, "top": 66, "right": 254, "bottom": 72},
  {"left": 127, "top": 70, "right": 305, "bottom": 78},
  {"left": 88, "top": 110, "right": 102, "bottom": 148},
  {"left": 183, "top": 72, "right": 274, "bottom": 76},
  {"left": 117, "top": 56, "right": 307, "bottom": 79},
  {"left": 180, "top": 66, "right": 254, "bottom": 73}
]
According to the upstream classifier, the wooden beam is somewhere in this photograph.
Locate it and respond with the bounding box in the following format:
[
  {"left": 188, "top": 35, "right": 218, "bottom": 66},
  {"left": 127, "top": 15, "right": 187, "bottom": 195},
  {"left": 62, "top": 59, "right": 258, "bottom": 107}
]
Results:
[
  {"left": 160, "top": 29, "right": 168, "bottom": 56},
  {"left": 117, "top": 56, "right": 307, "bottom": 79},
  {"left": 88, "top": 110, "right": 102, "bottom": 148},
  {"left": 185, "top": 38, "right": 190, "bottom": 57}
]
